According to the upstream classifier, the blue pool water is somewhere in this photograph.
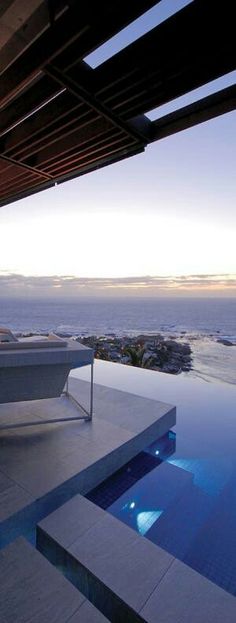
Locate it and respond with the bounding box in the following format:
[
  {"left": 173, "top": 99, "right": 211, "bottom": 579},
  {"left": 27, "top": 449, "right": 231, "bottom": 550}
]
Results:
[{"left": 81, "top": 360, "right": 236, "bottom": 597}]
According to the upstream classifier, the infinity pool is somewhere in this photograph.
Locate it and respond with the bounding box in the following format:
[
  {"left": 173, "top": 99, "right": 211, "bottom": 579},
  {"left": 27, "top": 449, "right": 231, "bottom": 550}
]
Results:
[{"left": 75, "top": 360, "right": 236, "bottom": 597}]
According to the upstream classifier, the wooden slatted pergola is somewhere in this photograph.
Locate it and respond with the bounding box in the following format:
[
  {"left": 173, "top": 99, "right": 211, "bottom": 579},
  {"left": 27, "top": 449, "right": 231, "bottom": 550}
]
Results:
[{"left": 0, "top": 0, "right": 235, "bottom": 207}]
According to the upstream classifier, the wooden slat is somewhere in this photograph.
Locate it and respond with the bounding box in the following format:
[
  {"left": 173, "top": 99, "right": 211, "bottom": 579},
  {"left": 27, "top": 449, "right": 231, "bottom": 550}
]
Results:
[
  {"left": 3, "top": 106, "right": 94, "bottom": 159},
  {"left": 0, "top": 0, "right": 235, "bottom": 208},
  {"left": 55, "top": 143, "right": 144, "bottom": 182},
  {"left": 0, "top": 1, "right": 158, "bottom": 109},
  {"left": 43, "top": 64, "right": 145, "bottom": 144},
  {"left": 0, "top": 76, "right": 63, "bottom": 136},
  {"left": 0, "top": 154, "right": 52, "bottom": 179},
  {"left": 43, "top": 129, "right": 123, "bottom": 172},
  {"left": 23, "top": 117, "right": 122, "bottom": 167},
  {"left": 43, "top": 133, "right": 133, "bottom": 176},
  {"left": 0, "top": 145, "right": 144, "bottom": 207}
]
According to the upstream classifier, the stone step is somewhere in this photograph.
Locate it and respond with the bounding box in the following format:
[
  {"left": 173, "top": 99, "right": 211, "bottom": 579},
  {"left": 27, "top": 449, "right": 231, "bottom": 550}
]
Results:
[
  {"left": 37, "top": 494, "right": 236, "bottom": 623},
  {"left": 0, "top": 537, "right": 109, "bottom": 622}
]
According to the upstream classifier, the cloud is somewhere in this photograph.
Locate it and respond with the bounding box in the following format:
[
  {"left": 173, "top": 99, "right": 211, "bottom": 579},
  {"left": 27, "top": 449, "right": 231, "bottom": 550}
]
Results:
[{"left": 0, "top": 271, "right": 236, "bottom": 297}]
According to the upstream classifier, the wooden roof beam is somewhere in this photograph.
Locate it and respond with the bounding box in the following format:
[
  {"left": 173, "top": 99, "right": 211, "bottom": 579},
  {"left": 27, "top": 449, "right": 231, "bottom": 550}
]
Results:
[
  {"left": 0, "top": 144, "right": 144, "bottom": 208},
  {"left": 151, "top": 85, "right": 236, "bottom": 142},
  {"left": 19, "top": 117, "right": 115, "bottom": 167},
  {"left": 0, "top": 153, "right": 52, "bottom": 179},
  {"left": 0, "top": 76, "right": 63, "bottom": 136},
  {"left": 94, "top": 1, "right": 236, "bottom": 100},
  {"left": 0, "top": 0, "right": 158, "bottom": 109},
  {"left": 44, "top": 63, "right": 148, "bottom": 144},
  {"left": 1, "top": 95, "right": 86, "bottom": 156}
]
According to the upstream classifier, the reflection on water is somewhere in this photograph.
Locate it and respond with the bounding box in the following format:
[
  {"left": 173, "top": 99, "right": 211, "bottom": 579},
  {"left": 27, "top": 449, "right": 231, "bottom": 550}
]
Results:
[
  {"left": 84, "top": 360, "right": 236, "bottom": 597},
  {"left": 88, "top": 428, "right": 236, "bottom": 596},
  {"left": 190, "top": 338, "right": 236, "bottom": 385}
]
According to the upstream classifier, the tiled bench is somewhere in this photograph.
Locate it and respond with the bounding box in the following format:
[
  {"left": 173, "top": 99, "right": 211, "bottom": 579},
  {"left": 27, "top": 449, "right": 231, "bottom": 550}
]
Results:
[
  {"left": 0, "top": 537, "right": 108, "bottom": 623},
  {"left": 37, "top": 494, "right": 236, "bottom": 623}
]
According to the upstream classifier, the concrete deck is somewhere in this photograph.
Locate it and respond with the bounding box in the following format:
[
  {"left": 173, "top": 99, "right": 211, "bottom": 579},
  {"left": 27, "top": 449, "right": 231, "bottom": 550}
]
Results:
[
  {"left": 0, "top": 377, "right": 176, "bottom": 620},
  {"left": 37, "top": 494, "right": 236, "bottom": 623},
  {"left": 0, "top": 378, "right": 175, "bottom": 522},
  {"left": 1, "top": 373, "right": 235, "bottom": 621},
  {"left": 0, "top": 537, "right": 109, "bottom": 622}
]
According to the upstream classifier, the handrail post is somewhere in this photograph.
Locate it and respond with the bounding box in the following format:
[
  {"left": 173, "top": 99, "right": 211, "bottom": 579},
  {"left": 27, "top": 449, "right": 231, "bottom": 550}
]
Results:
[{"left": 90, "top": 361, "right": 94, "bottom": 420}]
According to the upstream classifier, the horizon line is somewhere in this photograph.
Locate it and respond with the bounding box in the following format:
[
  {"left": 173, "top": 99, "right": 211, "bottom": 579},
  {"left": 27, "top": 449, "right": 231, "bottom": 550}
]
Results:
[{"left": 0, "top": 270, "right": 236, "bottom": 297}]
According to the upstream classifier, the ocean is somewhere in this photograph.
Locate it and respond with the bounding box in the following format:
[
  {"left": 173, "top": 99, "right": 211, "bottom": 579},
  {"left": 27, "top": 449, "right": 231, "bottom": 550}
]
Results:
[{"left": 1, "top": 296, "right": 236, "bottom": 384}]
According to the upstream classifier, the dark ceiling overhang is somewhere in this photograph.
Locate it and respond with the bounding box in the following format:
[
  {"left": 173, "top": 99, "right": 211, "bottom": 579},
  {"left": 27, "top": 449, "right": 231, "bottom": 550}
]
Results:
[{"left": 0, "top": 0, "right": 235, "bottom": 207}]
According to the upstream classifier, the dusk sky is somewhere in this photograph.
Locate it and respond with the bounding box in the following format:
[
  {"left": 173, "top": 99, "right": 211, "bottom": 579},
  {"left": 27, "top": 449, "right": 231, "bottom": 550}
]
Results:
[{"left": 0, "top": 0, "right": 235, "bottom": 298}]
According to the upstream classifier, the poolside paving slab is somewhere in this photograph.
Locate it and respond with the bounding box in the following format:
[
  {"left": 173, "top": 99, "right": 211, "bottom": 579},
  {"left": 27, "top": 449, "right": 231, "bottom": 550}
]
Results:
[
  {"left": 140, "top": 557, "right": 236, "bottom": 623},
  {"left": 0, "top": 378, "right": 175, "bottom": 515},
  {"left": 38, "top": 494, "right": 236, "bottom": 623},
  {"left": 0, "top": 472, "right": 34, "bottom": 522},
  {"left": 68, "top": 600, "right": 109, "bottom": 623},
  {"left": 0, "top": 378, "right": 175, "bottom": 620},
  {"left": 0, "top": 537, "right": 108, "bottom": 623}
]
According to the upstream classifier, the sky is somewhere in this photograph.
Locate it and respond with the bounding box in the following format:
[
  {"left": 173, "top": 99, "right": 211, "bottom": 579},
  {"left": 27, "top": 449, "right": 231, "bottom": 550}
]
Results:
[{"left": 0, "top": 0, "right": 235, "bottom": 298}]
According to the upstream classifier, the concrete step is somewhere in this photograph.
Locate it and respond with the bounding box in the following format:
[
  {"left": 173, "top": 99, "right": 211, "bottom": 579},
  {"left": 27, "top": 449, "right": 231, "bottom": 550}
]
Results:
[
  {"left": 0, "top": 537, "right": 109, "bottom": 622},
  {"left": 37, "top": 494, "right": 236, "bottom": 623}
]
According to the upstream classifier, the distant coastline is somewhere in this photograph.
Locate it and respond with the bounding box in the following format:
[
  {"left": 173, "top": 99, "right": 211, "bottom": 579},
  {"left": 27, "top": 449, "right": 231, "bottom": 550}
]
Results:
[
  {"left": 1, "top": 296, "right": 235, "bottom": 384},
  {"left": 17, "top": 332, "right": 192, "bottom": 374},
  {"left": 16, "top": 330, "right": 236, "bottom": 384},
  {"left": 72, "top": 333, "right": 191, "bottom": 376}
]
